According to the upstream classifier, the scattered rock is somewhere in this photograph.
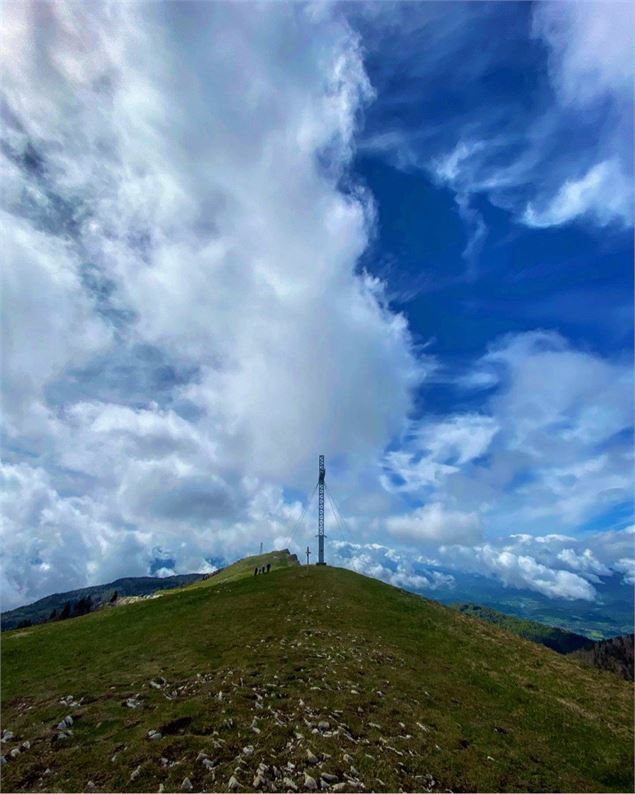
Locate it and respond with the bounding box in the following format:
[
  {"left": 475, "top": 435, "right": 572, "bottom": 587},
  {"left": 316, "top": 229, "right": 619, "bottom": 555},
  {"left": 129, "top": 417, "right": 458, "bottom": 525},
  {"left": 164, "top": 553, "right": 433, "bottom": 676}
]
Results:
[
  {"left": 332, "top": 785, "right": 349, "bottom": 793},
  {"left": 306, "top": 749, "right": 319, "bottom": 764},
  {"left": 318, "top": 720, "right": 330, "bottom": 731},
  {"left": 0, "top": 756, "right": 6, "bottom": 766},
  {"left": 283, "top": 777, "right": 298, "bottom": 791},
  {"left": 202, "top": 759, "right": 215, "bottom": 771},
  {"left": 1, "top": 730, "right": 14, "bottom": 743},
  {"left": 130, "top": 765, "right": 142, "bottom": 781},
  {"left": 242, "top": 744, "right": 254, "bottom": 757},
  {"left": 253, "top": 773, "right": 266, "bottom": 789},
  {"left": 228, "top": 774, "right": 240, "bottom": 791},
  {"left": 124, "top": 697, "right": 142, "bottom": 709},
  {"left": 304, "top": 773, "right": 318, "bottom": 791},
  {"left": 196, "top": 752, "right": 209, "bottom": 762},
  {"left": 9, "top": 747, "right": 20, "bottom": 758},
  {"left": 86, "top": 782, "right": 96, "bottom": 792},
  {"left": 158, "top": 786, "right": 165, "bottom": 793},
  {"left": 21, "top": 740, "right": 30, "bottom": 751},
  {"left": 147, "top": 730, "right": 162, "bottom": 741},
  {"left": 181, "top": 777, "right": 193, "bottom": 791},
  {"left": 321, "top": 773, "right": 339, "bottom": 784}
]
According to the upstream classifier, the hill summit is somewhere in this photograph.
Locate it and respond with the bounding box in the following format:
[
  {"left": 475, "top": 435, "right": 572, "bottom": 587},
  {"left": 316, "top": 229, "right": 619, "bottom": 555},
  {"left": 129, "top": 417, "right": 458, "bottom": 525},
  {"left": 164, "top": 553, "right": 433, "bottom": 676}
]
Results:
[{"left": 1, "top": 551, "right": 633, "bottom": 793}]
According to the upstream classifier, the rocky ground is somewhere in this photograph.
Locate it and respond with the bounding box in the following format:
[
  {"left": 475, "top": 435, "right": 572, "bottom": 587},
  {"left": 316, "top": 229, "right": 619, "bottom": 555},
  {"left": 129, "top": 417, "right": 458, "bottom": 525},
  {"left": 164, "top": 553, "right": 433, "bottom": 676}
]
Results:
[{"left": 2, "top": 555, "right": 633, "bottom": 792}]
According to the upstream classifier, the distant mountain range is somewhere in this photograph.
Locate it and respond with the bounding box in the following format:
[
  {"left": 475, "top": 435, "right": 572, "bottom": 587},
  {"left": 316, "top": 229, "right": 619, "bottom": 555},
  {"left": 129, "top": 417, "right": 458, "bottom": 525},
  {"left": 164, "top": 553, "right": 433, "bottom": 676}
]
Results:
[{"left": 0, "top": 573, "right": 209, "bottom": 631}]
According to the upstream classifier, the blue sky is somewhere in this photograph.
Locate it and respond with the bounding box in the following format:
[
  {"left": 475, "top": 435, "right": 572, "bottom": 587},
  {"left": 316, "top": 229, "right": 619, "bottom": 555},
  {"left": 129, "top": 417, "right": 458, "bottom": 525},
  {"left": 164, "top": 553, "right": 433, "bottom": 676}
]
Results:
[{"left": 1, "top": 1, "right": 633, "bottom": 615}]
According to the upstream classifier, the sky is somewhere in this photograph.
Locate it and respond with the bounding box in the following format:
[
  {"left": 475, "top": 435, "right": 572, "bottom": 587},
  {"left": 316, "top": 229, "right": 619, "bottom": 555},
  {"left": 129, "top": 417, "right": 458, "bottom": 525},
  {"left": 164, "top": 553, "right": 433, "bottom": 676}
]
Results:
[{"left": 1, "top": 1, "right": 633, "bottom": 614}]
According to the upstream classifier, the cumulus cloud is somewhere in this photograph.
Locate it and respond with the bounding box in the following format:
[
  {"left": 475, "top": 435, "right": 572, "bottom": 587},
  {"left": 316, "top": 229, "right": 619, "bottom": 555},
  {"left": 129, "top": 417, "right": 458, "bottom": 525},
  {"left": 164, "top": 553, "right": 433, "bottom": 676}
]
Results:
[
  {"left": 386, "top": 503, "right": 482, "bottom": 546},
  {"left": 331, "top": 541, "right": 454, "bottom": 592},
  {"left": 382, "top": 331, "right": 632, "bottom": 534},
  {"left": 441, "top": 543, "right": 597, "bottom": 601},
  {"left": 378, "top": 330, "right": 633, "bottom": 598},
  {"left": 614, "top": 558, "right": 635, "bottom": 586},
  {"left": 0, "top": 1, "right": 422, "bottom": 608},
  {"left": 532, "top": 1, "right": 634, "bottom": 107}
]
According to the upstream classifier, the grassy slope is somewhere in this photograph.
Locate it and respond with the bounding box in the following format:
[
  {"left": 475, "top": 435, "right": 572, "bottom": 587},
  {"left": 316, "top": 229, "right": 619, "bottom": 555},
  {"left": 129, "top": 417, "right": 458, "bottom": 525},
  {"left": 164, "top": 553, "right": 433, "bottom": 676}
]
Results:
[
  {"left": 1, "top": 555, "right": 632, "bottom": 794},
  {"left": 452, "top": 603, "right": 594, "bottom": 654},
  {"left": 1, "top": 575, "right": 208, "bottom": 632}
]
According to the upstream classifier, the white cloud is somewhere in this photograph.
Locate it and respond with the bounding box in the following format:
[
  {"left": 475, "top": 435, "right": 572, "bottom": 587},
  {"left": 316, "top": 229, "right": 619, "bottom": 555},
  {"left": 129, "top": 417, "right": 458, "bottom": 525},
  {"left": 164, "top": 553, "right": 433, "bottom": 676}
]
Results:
[
  {"left": 532, "top": 2, "right": 634, "bottom": 107},
  {"left": 556, "top": 548, "right": 611, "bottom": 578},
  {"left": 415, "top": 414, "right": 498, "bottom": 466},
  {"left": 524, "top": 159, "right": 632, "bottom": 229},
  {"left": 614, "top": 558, "right": 635, "bottom": 586},
  {"left": 440, "top": 543, "right": 597, "bottom": 601},
  {"left": 1, "top": 212, "right": 112, "bottom": 442},
  {"left": 381, "top": 332, "right": 633, "bottom": 583},
  {"left": 383, "top": 414, "right": 498, "bottom": 493},
  {"left": 0, "top": 2, "right": 423, "bottom": 608},
  {"left": 386, "top": 503, "right": 482, "bottom": 546},
  {"left": 424, "top": 4, "right": 634, "bottom": 232},
  {"left": 330, "top": 540, "right": 455, "bottom": 592}
]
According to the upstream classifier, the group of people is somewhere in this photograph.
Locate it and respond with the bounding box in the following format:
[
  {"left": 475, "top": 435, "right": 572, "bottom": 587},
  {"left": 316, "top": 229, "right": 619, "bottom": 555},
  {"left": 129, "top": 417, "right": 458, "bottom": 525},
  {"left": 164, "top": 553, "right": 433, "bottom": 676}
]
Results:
[{"left": 254, "top": 563, "right": 272, "bottom": 575}]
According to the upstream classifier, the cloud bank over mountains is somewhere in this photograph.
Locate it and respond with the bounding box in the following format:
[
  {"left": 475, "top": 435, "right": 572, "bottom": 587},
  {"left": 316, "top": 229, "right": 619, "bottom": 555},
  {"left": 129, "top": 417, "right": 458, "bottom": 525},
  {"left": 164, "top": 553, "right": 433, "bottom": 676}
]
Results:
[{"left": 1, "top": 2, "right": 632, "bottom": 611}]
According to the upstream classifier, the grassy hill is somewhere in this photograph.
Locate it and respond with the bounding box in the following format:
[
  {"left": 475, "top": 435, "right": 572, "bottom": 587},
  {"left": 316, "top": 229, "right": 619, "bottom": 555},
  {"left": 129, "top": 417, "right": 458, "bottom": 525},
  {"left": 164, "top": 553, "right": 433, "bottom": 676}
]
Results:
[
  {"left": 453, "top": 603, "right": 595, "bottom": 655},
  {"left": 1, "top": 574, "right": 209, "bottom": 632},
  {"left": 1, "top": 551, "right": 633, "bottom": 793}
]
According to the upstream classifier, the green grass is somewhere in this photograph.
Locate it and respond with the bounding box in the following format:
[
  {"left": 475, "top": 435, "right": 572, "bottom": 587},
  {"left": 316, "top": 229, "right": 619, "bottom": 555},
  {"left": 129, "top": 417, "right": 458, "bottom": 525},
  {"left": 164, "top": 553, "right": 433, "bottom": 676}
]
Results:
[
  {"left": 452, "top": 603, "right": 595, "bottom": 654},
  {"left": 1, "top": 553, "right": 633, "bottom": 793}
]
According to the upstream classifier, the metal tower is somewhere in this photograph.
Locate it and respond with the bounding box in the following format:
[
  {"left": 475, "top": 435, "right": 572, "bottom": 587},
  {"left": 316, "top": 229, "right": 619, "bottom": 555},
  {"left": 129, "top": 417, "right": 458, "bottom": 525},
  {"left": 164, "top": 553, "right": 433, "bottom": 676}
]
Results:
[{"left": 317, "top": 455, "right": 326, "bottom": 565}]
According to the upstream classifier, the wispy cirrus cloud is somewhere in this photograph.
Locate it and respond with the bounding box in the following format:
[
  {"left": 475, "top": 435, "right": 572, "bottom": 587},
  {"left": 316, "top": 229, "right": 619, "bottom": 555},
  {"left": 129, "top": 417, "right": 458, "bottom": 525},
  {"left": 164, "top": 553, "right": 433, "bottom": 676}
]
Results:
[{"left": 356, "top": 1, "right": 633, "bottom": 268}]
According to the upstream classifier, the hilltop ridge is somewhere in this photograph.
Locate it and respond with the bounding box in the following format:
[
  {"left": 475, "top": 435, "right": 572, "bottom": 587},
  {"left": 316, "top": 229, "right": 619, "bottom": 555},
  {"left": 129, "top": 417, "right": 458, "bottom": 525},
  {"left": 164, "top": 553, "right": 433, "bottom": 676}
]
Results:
[{"left": 1, "top": 553, "right": 633, "bottom": 793}]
